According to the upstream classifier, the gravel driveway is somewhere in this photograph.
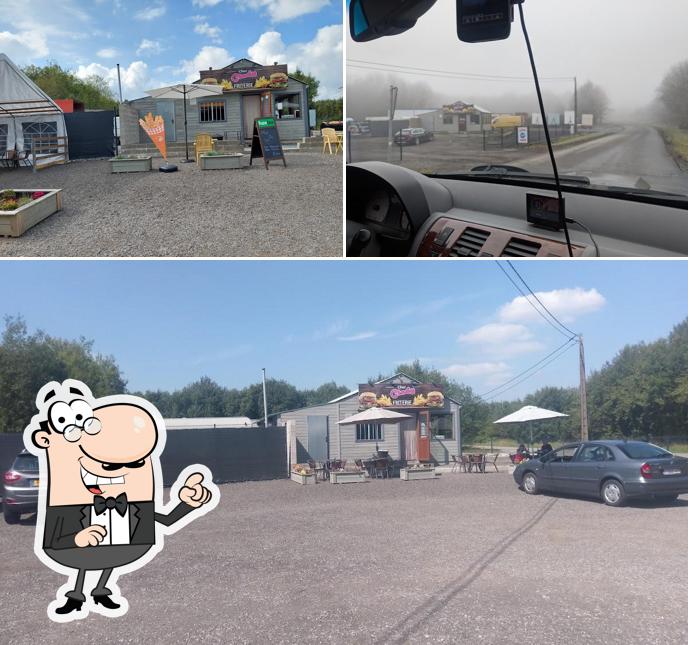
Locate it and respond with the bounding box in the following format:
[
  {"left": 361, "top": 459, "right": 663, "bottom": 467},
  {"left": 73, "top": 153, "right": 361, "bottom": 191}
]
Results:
[
  {"left": 0, "top": 153, "right": 342, "bottom": 257},
  {"left": 2, "top": 473, "right": 687, "bottom": 644}
]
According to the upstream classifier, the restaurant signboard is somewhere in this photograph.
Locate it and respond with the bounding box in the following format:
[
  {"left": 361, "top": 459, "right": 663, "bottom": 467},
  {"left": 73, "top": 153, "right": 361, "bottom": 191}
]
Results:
[
  {"left": 199, "top": 64, "right": 289, "bottom": 91},
  {"left": 358, "top": 383, "right": 445, "bottom": 409}
]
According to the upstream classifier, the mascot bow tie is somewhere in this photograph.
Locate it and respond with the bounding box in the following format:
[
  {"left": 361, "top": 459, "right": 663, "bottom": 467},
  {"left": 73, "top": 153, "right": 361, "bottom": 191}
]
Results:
[{"left": 93, "top": 493, "right": 128, "bottom": 517}]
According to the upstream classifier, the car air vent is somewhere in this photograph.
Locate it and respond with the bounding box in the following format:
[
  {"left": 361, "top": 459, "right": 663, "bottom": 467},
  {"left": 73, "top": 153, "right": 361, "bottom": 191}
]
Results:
[
  {"left": 449, "top": 227, "right": 490, "bottom": 257},
  {"left": 502, "top": 237, "right": 542, "bottom": 257}
]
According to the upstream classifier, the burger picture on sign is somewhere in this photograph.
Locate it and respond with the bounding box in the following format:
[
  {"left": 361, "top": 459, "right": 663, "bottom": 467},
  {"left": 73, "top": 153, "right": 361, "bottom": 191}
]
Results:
[{"left": 358, "top": 384, "right": 445, "bottom": 409}]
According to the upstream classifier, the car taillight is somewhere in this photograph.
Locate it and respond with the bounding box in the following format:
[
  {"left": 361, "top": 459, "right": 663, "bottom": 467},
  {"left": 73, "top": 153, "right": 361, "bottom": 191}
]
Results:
[
  {"left": 640, "top": 463, "right": 653, "bottom": 479},
  {"left": 3, "top": 471, "right": 21, "bottom": 483}
]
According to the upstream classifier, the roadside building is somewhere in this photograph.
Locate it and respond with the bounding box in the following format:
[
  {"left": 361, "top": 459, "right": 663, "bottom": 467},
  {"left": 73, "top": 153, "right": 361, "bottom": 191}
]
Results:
[
  {"left": 120, "top": 58, "right": 310, "bottom": 147},
  {"left": 432, "top": 101, "right": 492, "bottom": 133},
  {"left": 278, "top": 373, "right": 461, "bottom": 466},
  {"left": 364, "top": 109, "right": 438, "bottom": 137}
]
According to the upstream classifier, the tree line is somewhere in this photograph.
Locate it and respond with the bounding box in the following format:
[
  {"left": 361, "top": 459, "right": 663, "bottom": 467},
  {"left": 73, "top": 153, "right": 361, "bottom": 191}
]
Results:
[{"left": 1, "top": 316, "right": 687, "bottom": 444}]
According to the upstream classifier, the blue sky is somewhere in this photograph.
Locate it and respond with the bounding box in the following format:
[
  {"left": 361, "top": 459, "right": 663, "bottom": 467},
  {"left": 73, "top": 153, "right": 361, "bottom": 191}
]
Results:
[
  {"left": 0, "top": 0, "right": 342, "bottom": 98},
  {"left": 1, "top": 260, "right": 686, "bottom": 401}
]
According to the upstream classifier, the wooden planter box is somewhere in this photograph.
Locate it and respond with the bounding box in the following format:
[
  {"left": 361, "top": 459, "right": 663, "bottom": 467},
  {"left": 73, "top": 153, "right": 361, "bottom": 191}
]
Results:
[
  {"left": 400, "top": 467, "right": 437, "bottom": 481},
  {"left": 330, "top": 471, "right": 367, "bottom": 484},
  {"left": 0, "top": 189, "right": 62, "bottom": 237},
  {"left": 110, "top": 156, "right": 152, "bottom": 173},
  {"left": 291, "top": 471, "right": 316, "bottom": 485},
  {"left": 200, "top": 153, "right": 244, "bottom": 170}
]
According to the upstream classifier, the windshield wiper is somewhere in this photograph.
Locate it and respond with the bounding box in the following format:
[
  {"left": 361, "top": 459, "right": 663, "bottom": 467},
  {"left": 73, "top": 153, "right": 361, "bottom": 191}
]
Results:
[
  {"left": 596, "top": 186, "right": 688, "bottom": 200},
  {"left": 428, "top": 165, "right": 592, "bottom": 187}
]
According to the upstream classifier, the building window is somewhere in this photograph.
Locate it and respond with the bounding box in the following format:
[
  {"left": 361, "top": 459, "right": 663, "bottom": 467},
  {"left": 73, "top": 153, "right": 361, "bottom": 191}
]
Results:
[
  {"left": 431, "top": 415, "right": 453, "bottom": 440},
  {"left": 275, "top": 93, "right": 301, "bottom": 119},
  {"left": 356, "top": 423, "right": 383, "bottom": 442},
  {"left": 443, "top": 113, "right": 453, "bottom": 125},
  {"left": 199, "top": 100, "right": 226, "bottom": 122},
  {"left": 470, "top": 112, "right": 481, "bottom": 125},
  {"left": 22, "top": 121, "right": 58, "bottom": 153},
  {"left": 0, "top": 124, "right": 7, "bottom": 150}
]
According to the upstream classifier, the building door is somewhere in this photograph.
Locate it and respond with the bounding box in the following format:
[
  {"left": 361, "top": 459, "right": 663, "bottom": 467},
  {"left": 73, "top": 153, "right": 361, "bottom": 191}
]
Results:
[
  {"left": 402, "top": 429, "right": 418, "bottom": 462},
  {"left": 306, "top": 416, "right": 328, "bottom": 462},
  {"left": 417, "top": 410, "right": 431, "bottom": 462},
  {"left": 243, "top": 95, "right": 262, "bottom": 140},
  {"left": 155, "top": 101, "right": 176, "bottom": 142},
  {"left": 458, "top": 114, "right": 467, "bottom": 132}
]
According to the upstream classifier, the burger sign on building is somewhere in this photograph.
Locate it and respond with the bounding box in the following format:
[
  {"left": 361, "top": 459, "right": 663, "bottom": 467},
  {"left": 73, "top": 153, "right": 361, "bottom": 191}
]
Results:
[{"left": 358, "top": 383, "right": 445, "bottom": 409}]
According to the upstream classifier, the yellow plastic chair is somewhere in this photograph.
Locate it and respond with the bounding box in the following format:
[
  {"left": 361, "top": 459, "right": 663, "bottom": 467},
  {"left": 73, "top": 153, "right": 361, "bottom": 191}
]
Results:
[
  {"left": 194, "top": 133, "right": 215, "bottom": 163},
  {"left": 321, "top": 128, "right": 341, "bottom": 155}
]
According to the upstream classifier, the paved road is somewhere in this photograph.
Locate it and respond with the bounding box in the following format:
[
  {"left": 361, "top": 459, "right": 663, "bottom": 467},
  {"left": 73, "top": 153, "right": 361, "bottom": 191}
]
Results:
[
  {"left": 3, "top": 474, "right": 688, "bottom": 644},
  {"left": 516, "top": 124, "right": 688, "bottom": 195}
]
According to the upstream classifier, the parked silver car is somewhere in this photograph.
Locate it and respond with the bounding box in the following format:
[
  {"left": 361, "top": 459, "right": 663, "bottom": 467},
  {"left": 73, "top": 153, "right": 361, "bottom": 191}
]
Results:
[
  {"left": 513, "top": 440, "right": 688, "bottom": 506},
  {"left": 2, "top": 450, "right": 39, "bottom": 523}
]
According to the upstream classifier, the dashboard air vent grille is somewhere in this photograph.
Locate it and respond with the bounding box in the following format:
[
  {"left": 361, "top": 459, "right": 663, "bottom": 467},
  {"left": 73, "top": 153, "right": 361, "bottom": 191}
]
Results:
[
  {"left": 502, "top": 237, "right": 542, "bottom": 257},
  {"left": 449, "top": 227, "right": 490, "bottom": 257}
]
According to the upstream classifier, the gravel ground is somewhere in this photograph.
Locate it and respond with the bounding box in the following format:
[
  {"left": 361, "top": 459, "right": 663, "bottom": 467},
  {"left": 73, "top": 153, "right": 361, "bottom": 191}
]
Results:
[
  {"left": 0, "top": 153, "right": 342, "bottom": 257},
  {"left": 2, "top": 473, "right": 687, "bottom": 644}
]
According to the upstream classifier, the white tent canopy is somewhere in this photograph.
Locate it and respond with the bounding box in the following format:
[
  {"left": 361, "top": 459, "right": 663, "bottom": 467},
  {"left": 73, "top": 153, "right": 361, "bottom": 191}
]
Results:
[
  {"left": 0, "top": 53, "right": 66, "bottom": 155},
  {"left": 493, "top": 406, "right": 569, "bottom": 424},
  {"left": 338, "top": 407, "right": 412, "bottom": 425}
]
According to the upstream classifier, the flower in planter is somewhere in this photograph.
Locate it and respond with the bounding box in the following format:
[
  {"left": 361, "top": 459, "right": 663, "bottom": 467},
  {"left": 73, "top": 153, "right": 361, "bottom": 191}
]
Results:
[
  {"left": 0, "top": 189, "right": 17, "bottom": 200},
  {"left": 0, "top": 198, "right": 18, "bottom": 211},
  {"left": 31, "top": 191, "right": 46, "bottom": 200},
  {"left": 17, "top": 196, "right": 32, "bottom": 207}
]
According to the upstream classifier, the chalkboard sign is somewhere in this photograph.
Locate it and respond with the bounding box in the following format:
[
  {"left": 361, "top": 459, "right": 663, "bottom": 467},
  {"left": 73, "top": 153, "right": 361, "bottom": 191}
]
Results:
[{"left": 249, "top": 117, "right": 286, "bottom": 169}]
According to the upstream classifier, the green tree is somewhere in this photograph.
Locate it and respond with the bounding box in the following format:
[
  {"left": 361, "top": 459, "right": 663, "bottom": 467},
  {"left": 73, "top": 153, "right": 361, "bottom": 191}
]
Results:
[
  {"left": 0, "top": 317, "right": 126, "bottom": 433},
  {"left": 23, "top": 62, "right": 117, "bottom": 109},
  {"left": 578, "top": 80, "right": 611, "bottom": 125},
  {"left": 290, "top": 69, "right": 319, "bottom": 107},
  {"left": 658, "top": 60, "right": 688, "bottom": 129},
  {"left": 315, "top": 98, "right": 343, "bottom": 127}
]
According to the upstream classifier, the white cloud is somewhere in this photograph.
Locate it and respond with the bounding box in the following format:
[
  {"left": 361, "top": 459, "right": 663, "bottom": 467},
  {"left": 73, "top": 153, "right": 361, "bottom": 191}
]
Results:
[
  {"left": 312, "top": 320, "right": 347, "bottom": 341},
  {"left": 442, "top": 362, "right": 512, "bottom": 386},
  {"left": 498, "top": 288, "right": 606, "bottom": 325},
  {"left": 233, "top": 0, "right": 330, "bottom": 22},
  {"left": 459, "top": 322, "right": 544, "bottom": 357},
  {"left": 135, "top": 2, "right": 166, "bottom": 21},
  {"left": 247, "top": 25, "right": 342, "bottom": 99},
  {"left": 192, "top": 0, "right": 223, "bottom": 6},
  {"left": 193, "top": 19, "right": 222, "bottom": 43},
  {"left": 97, "top": 48, "right": 117, "bottom": 59},
  {"left": 337, "top": 332, "right": 377, "bottom": 342},
  {"left": 136, "top": 39, "right": 164, "bottom": 56},
  {"left": 75, "top": 60, "right": 152, "bottom": 99},
  {"left": 175, "top": 46, "right": 233, "bottom": 83},
  {"left": 0, "top": 30, "right": 49, "bottom": 62}
]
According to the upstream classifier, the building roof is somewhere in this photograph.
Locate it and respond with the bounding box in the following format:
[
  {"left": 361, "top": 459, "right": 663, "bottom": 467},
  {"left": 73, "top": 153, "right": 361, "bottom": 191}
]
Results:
[
  {"left": 165, "top": 417, "right": 256, "bottom": 429},
  {"left": 365, "top": 109, "right": 439, "bottom": 122}
]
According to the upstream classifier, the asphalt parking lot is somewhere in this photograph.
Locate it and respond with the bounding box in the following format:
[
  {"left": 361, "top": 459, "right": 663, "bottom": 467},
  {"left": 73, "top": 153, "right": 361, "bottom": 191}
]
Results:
[{"left": 2, "top": 473, "right": 687, "bottom": 644}]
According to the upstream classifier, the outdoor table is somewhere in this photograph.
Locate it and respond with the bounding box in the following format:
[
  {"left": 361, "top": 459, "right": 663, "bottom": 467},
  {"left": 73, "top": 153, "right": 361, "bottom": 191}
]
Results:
[{"left": 468, "top": 454, "right": 486, "bottom": 473}]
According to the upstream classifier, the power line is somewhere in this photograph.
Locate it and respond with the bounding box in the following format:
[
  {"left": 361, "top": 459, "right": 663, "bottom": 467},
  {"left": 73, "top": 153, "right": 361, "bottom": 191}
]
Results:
[
  {"left": 347, "top": 59, "right": 574, "bottom": 83},
  {"left": 496, "top": 262, "right": 574, "bottom": 340},
  {"left": 506, "top": 261, "right": 578, "bottom": 337},
  {"left": 477, "top": 337, "right": 577, "bottom": 400}
]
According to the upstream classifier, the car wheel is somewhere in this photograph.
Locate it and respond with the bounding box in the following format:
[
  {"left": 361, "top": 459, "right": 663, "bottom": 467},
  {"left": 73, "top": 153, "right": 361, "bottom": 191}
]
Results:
[
  {"left": 3, "top": 505, "right": 20, "bottom": 524},
  {"left": 521, "top": 472, "right": 539, "bottom": 495},
  {"left": 601, "top": 479, "right": 626, "bottom": 507}
]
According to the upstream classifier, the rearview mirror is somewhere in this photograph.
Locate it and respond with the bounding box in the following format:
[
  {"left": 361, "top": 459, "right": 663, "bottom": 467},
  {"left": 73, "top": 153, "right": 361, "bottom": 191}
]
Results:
[
  {"left": 457, "top": 0, "right": 515, "bottom": 43},
  {"left": 349, "top": 0, "right": 438, "bottom": 42}
]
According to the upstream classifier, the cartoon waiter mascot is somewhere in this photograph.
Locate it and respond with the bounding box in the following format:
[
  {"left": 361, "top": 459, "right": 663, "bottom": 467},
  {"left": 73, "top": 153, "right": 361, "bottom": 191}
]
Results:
[{"left": 23, "top": 379, "right": 219, "bottom": 622}]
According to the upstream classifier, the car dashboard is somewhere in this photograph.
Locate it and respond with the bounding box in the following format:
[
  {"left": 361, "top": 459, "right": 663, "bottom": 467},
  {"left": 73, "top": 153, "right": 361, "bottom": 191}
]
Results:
[{"left": 347, "top": 162, "right": 688, "bottom": 257}]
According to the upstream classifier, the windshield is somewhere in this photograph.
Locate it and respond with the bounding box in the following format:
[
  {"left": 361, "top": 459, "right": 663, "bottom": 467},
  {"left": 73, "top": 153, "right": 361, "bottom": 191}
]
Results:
[
  {"left": 346, "top": 0, "right": 688, "bottom": 198},
  {"left": 618, "top": 443, "right": 672, "bottom": 460},
  {"left": 12, "top": 454, "right": 39, "bottom": 472}
]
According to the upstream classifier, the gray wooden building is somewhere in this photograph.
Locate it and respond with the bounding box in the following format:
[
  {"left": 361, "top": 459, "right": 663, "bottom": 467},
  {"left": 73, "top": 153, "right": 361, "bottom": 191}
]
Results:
[
  {"left": 120, "top": 58, "right": 310, "bottom": 146},
  {"left": 278, "top": 373, "right": 461, "bottom": 466}
]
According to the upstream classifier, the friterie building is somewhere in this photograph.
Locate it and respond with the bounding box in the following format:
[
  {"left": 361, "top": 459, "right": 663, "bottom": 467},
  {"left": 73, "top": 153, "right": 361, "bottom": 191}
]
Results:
[
  {"left": 278, "top": 373, "right": 461, "bottom": 466},
  {"left": 121, "top": 58, "right": 311, "bottom": 146}
]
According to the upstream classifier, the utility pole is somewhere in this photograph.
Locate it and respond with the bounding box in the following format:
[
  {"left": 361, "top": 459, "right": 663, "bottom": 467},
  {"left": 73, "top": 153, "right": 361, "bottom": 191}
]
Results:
[
  {"left": 573, "top": 76, "right": 578, "bottom": 136},
  {"left": 387, "top": 85, "right": 398, "bottom": 163},
  {"left": 262, "top": 368, "right": 269, "bottom": 428},
  {"left": 116, "top": 63, "right": 123, "bottom": 103},
  {"left": 579, "top": 334, "right": 589, "bottom": 441}
]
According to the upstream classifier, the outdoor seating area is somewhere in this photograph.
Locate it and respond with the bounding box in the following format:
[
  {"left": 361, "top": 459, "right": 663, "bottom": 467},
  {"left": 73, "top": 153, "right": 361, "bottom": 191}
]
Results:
[
  {"left": 451, "top": 453, "right": 500, "bottom": 473},
  {"left": 321, "top": 127, "right": 343, "bottom": 154}
]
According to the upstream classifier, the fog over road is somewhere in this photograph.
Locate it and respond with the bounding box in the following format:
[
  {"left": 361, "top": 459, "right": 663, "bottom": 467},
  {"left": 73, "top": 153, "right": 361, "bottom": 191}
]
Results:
[{"left": 518, "top": 125, "right": 688, "bottom": 195}]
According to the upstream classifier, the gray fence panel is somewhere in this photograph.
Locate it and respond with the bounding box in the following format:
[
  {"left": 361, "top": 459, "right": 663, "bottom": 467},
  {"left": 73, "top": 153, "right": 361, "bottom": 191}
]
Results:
[
  {"left": 0, "top": 426, "right": 287, "bottom": 487},
  {"left": 64, "top": 110, "right": 116, "bottom": 159}
]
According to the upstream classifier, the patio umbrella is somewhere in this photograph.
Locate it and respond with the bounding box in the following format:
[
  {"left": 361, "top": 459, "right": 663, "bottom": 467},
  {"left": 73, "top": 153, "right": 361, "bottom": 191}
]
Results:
[
  {"left": 145, "top": 83, "right": 223, "bottom": 162},
  {"left": 493, "top": 405, "right": 569, "bottom": 451},
  {"left": 338, "top": 407, "right": 413, "bottom": 456},
  {"left": 337, "top": 407, "right": 413, "bottom": 425}
]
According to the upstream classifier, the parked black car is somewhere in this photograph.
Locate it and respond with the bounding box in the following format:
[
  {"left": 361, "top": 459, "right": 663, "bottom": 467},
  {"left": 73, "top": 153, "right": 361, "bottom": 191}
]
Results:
[
  {"left": 393, "top": 128, "right": 434, "bottom": 145},
  {"left": 513, "top": 440, "right": 688, "bottom": 506},
  {"left": 2, "top": 450, "right": 39, "bottom": 523}
]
